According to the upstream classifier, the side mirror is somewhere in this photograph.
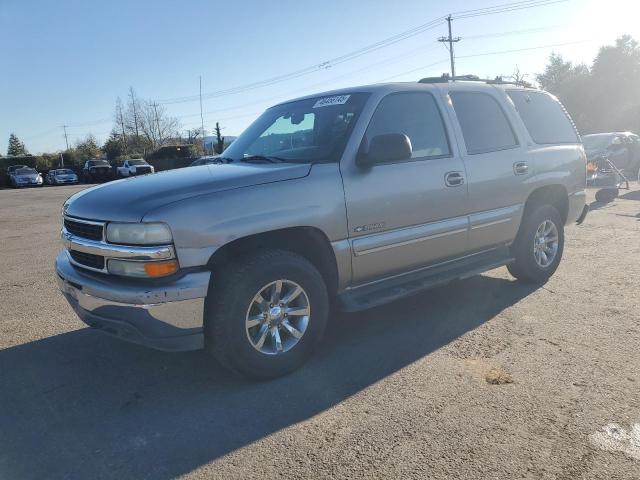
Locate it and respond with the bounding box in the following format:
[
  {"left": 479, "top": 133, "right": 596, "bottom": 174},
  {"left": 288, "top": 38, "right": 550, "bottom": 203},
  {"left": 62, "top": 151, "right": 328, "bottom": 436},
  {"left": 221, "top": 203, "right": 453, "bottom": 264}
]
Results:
[{"left": 357, "top": 133, "right": 412, "bottom": 167}]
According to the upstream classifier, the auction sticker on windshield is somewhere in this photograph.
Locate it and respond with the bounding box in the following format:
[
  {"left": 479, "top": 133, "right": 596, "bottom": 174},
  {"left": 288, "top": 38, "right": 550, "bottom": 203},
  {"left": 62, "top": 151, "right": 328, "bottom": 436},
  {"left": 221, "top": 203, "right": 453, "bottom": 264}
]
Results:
[{"left": 313, "top": 95, "right": 350, "bottom": 108}]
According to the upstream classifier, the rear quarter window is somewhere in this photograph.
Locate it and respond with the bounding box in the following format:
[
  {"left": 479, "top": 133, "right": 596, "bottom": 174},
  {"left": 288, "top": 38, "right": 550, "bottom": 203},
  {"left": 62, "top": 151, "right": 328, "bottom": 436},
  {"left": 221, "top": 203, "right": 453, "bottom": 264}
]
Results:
[{"left": 507, "top": 90, "right": 579, "bottom": 144}]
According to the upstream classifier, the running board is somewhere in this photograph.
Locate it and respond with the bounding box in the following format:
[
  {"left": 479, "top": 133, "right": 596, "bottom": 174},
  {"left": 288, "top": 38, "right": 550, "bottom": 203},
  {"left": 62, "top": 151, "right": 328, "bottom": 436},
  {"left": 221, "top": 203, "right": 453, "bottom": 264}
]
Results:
[{"left": 338, "top": 247, "right": 514, "bottom": 312}]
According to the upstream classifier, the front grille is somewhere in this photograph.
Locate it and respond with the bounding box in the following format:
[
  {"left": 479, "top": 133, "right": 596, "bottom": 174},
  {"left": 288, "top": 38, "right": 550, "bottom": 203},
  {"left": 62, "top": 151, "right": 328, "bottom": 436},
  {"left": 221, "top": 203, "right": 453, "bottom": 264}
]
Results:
[
  {"left": 70, "top": 250, "right": 105, "bottom": 270},
  {"left": 64, "top": 218, "right": 103, "bottom": 241},
  {"left": 136, "top": 167, "right": 152, "bottom": 174}
]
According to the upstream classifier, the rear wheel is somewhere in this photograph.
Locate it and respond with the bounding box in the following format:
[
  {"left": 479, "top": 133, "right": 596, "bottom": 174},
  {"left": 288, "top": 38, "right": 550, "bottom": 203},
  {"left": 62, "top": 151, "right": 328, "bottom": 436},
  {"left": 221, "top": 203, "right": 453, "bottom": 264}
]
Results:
[
  {"left": 508, "top": 204, "right": 564, "bottom": 283},
  {"left": 204, "top": 249, "right": 329, "bottom": 379}
]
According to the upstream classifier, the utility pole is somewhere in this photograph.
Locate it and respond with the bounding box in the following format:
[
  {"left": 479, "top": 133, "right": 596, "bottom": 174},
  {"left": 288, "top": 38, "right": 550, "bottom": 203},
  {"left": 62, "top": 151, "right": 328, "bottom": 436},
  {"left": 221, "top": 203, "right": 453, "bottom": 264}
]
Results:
[
  {"left": 438, "top": 15, "right": 461, "bottom": 77},
  {"left": 129, "top": 87, "right": 140, "bottom": 141},
  {"left": 151, "top": 102, "right": 161, "bottom": 146},
  {"left": 62, "top": 125, "right": 69, "bottom": 150},
  {"left": 199, "top": 75, "right": 206, "bottom": 154}
]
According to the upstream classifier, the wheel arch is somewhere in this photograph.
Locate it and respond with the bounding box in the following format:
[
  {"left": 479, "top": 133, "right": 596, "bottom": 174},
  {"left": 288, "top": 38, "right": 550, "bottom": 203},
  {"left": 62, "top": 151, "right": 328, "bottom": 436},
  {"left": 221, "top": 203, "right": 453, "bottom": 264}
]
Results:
[
  {"left": 523, "top": 184, "right": 569, "bottom": 224},
  {"left": 207, "top": 226, "right": 340, "bottom": 296}
]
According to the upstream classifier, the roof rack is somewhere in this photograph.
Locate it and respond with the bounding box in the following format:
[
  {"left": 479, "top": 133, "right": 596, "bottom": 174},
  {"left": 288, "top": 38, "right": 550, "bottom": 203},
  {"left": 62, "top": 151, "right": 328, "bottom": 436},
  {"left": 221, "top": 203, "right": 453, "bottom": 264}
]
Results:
[{"left": 418, "top": 74, "right": 534, "bottom": 88}]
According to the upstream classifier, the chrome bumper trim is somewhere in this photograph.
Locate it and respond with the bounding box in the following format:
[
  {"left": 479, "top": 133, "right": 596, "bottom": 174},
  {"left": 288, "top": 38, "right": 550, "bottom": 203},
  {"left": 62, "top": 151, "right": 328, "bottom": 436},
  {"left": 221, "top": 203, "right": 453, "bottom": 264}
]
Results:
[{"left": 61, "top": 228, "right": 175, "bottom": 260}]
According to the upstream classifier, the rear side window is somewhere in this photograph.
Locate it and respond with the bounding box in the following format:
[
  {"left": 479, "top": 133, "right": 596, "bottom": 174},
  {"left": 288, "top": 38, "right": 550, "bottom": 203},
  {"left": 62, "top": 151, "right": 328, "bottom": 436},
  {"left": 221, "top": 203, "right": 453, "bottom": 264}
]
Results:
[
  {"left": 365, "top": 92, "right": 450, "bottom": 160},
  {"left": 450, "top": 92, "right": 518, "bottom": 155},
  {"left": 507, "top": 91, "right": 579, "bottom": 144}
]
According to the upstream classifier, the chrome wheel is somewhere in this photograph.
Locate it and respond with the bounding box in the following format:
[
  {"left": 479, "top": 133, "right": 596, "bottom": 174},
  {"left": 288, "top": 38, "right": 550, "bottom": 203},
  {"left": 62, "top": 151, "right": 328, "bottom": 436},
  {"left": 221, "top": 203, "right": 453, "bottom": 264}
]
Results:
[
  {"left": 533, "top": 220, "right": 559, "bottom": 268},
  {"left": 245, "top": 279, "right": 310, "bottom": 355}
]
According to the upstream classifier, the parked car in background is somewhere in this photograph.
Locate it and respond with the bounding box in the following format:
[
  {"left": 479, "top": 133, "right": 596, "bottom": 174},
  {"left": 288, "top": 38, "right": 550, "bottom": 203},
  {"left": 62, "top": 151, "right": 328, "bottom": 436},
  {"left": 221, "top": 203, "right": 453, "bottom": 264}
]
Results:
[
  {"left": 116, "top": 159, "right": 154, "bottom": 177},
  {"left": 46, "top": 168, "right": 79, "bottom": 185},
  {"left": 57, "top": 77, "right": 587, "bottom": 379},
  {"left": 190, "top": 155, "right": 220, "bottom": 167},
  {"left": 83, "top": 160, "right": 112, "bottom": 183},
  {"left": 583, "top": 132, "right": 640, "bottom": 187},
  {"left": 5, "top": 164, "right": 28, "bottom": 186},
  {"left": 10, "top": 167, "right": 43, "bottom": 188}
]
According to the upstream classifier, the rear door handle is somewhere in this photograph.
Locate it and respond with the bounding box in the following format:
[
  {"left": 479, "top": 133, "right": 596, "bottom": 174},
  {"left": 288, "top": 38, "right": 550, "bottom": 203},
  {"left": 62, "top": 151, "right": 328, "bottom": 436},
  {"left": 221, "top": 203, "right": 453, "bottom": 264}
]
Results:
[
  {"left": 513, "top": 161, "right": 529, "bottom": 175},
  {"left": 445, "top": 171, "right": 465, "bottom": 187}
]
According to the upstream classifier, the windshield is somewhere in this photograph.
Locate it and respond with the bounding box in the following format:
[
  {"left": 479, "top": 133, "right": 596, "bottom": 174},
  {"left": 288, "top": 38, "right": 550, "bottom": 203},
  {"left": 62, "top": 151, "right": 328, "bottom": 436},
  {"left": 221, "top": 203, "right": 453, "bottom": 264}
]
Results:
[
  {"left": 128, "top": 160, "right": 146, "bottom": 165},
  {"left": 582, "top": 134, "right": 613, "bottom": 150},
  {"left": 222, "top": 92, "right": 370, "bottom": 163},
  {"left": 88, "top": 160, "right": 109, "bottom": 167},
  {"left": 56, "top": 169, "right": 74, "bottom": 175},
  {"left": 16, "top": 168, "right": 36, "bottom": 175}
]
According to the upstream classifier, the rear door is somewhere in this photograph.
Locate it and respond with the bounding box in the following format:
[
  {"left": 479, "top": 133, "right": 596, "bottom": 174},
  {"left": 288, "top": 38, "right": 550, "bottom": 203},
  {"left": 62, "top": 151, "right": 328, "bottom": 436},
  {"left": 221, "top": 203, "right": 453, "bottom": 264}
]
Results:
[
  {"left": 340, "top": 90, "right": 469, "bottom": 285},
  {"left": 443, "top": 86, "right": 528, "bottom": 252}
]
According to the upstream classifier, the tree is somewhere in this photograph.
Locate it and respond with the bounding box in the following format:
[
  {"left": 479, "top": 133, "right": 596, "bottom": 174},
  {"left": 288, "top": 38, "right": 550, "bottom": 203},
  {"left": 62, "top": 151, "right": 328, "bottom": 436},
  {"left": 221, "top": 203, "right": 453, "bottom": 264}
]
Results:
[
  {"left": 537, "top": 53, "right": 592, "bottom": 132},
  {"left": 215, "top": 122, "right": 225, "bottom": 154},
  {"left": 114, "top": 97, "right": 128, "bottom": 155},
  {"left": 536, "top": 36, "right": 640, "bottom": 134},
  {"left": 7, "top": 133, "right": 28, "bottom": 156},
  {"left": 102, "top": 132, "right": 126, "bottom": 160},
  {"left": 138, "top": 100, "right": 180, "bottom": 148},
  {"left": 74, "top": 134, "right": 101, "bottom": 159},
  {"left": 127, "top": 87, "right": 141, "bottom": 141},
  {"left": 112, "top": 91, "right": 181, "bottom": 152}
]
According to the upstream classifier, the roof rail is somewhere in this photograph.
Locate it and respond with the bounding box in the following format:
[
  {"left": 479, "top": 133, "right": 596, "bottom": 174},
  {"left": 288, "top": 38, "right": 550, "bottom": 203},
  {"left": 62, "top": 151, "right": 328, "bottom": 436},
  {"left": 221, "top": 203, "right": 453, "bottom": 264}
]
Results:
[{"left": 418, "top": 74, "right": 534, "bottom": 88}]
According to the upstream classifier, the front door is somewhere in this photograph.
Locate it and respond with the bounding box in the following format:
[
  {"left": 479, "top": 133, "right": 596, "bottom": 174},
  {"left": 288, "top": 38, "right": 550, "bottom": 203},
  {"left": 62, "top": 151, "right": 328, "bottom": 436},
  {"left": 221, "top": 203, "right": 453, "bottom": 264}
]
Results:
[{"left": 341, "top": 90, "right": 469, "bottom": 285}]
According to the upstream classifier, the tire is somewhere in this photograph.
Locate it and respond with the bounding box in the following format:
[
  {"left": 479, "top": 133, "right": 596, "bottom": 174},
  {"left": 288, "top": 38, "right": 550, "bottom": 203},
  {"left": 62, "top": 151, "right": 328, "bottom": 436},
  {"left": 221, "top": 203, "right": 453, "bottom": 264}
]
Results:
[
  {"left": 204, "top": 249, "right": 329, "bottom": 379},
  {"left": 507, "top": 204, "right": 564, "bottom": 283},
  {"left": 595, "top": 188, "right": 618, "bottom": 203}
]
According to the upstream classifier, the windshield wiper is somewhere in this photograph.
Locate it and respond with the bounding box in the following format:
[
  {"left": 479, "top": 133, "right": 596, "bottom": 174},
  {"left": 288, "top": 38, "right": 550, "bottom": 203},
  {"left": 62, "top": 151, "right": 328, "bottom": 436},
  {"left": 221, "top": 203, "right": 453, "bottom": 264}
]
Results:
[{"left": 240, "top": 155, "right": 287, "bottom": 164}]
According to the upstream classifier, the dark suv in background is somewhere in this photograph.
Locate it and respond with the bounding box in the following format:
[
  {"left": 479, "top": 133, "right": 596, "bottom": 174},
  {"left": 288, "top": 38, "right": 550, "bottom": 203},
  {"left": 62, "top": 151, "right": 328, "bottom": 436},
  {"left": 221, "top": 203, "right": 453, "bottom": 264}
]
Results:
[{"left": 82, "top": 160, "right": 113, "bottom": 183}]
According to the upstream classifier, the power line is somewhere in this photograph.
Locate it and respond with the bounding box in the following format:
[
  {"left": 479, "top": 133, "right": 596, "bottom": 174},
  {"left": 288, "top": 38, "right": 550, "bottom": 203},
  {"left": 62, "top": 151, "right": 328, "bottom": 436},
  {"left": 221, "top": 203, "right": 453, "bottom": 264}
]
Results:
[
  {"left": 450, "top": 0, "right": 568, "bottom": 19},
  {"left": 456, "top": 39, "right": 593, "bottom": 59},
  {"left": 158, "top": 18, "right": 446, "bottom": 105}
]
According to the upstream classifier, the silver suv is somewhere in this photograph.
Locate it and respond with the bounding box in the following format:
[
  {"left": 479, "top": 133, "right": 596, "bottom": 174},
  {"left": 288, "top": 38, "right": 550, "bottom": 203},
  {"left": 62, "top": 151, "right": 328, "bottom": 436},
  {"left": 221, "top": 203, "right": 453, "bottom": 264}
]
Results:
[{"left": 56, "top": 77, "right": 588, "bottom": 378}]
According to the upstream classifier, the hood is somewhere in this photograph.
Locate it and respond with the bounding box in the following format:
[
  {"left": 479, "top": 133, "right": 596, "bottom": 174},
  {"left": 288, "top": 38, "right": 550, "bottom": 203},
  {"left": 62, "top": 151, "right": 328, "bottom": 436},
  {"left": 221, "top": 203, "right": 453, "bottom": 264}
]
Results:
[
  {"left": 585, "top": 147, "right": 606, "bottom": 160},
  {"left": 64, "top": 162, "right": 311, "bottom": 222}
]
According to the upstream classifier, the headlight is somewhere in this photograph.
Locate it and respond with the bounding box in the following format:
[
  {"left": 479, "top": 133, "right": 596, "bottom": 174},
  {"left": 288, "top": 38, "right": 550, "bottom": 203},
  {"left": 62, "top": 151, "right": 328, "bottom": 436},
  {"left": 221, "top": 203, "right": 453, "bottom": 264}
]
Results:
[
  {"left": 106, "top": 222, "right": 173, "bottom": 245},
  {"left": 107, "top": 259, "right": 179, "bottom": 278}
]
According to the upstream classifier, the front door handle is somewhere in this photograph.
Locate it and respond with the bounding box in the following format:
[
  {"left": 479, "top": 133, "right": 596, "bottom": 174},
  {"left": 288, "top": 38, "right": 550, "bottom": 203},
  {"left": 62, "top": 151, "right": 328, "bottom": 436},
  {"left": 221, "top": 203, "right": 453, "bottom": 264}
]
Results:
[
  {"left": 513, "top": 161, "right": 529, "bottom": 175},
  {"left": 445, "top": 171, "right": 465, "bottom": 187}
]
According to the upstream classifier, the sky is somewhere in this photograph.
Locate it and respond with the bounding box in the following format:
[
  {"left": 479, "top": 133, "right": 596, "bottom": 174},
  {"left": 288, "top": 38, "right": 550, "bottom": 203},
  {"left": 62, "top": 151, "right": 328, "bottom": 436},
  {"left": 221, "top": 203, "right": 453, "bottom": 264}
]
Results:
[{"left": 1, "top": 0, "right": 639, "bottom": 155}]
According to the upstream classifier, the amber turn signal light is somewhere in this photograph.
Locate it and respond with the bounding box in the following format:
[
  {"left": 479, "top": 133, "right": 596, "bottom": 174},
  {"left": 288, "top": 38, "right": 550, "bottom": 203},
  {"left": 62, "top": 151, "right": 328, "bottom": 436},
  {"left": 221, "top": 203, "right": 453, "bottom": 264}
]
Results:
[{"left": 143, "top": 260, "right": 179, "bottom": 278}]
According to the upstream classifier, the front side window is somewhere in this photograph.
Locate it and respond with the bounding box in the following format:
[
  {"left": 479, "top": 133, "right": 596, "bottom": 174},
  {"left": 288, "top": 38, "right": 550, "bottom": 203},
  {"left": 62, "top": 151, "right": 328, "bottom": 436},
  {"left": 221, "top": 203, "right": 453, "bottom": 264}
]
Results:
[
  {"left": 507, "top": 90, "right": 579, "bottom": 144},
  {"left": 364, "top": 92, "right": 450, "bottom": 160},
  {"left": 450, "top": 92, "right": 518, "bottom": 155},
  {"left": 222, "top": 93, "right": 370, "bottom": 163}
]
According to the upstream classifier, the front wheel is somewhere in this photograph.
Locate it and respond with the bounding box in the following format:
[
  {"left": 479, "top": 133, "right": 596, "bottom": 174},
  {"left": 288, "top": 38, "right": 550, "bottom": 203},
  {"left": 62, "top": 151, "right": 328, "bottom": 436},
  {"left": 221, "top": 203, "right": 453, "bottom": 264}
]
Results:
[
  {"left": 204, "top": 249, "right": 329, "bottom": 379},
  {"left": 508, "top": 204, "right": 564, "bottom": 283}
]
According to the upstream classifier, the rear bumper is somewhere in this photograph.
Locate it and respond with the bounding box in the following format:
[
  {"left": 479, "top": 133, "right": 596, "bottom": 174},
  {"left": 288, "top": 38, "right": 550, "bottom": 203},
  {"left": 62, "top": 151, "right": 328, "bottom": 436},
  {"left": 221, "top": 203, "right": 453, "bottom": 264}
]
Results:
[
  {"left": 55, "top": 251, "right": 210, "bottom": 351},
  {"left": 567, "top": 190, "right": 587, "bottom": 225}
]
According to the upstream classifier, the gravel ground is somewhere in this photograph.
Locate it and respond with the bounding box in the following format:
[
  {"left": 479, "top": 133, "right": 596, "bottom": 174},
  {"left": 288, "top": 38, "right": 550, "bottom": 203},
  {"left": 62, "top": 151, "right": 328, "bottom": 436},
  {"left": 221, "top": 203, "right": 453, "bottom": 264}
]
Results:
[{"left": 0, "top": 184, "right": 639, "bottom": 480}]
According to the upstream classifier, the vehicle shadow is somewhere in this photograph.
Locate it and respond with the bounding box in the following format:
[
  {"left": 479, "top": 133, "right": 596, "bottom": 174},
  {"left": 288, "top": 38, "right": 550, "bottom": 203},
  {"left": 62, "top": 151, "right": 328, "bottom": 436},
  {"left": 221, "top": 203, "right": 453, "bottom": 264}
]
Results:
[
  {"left": 619, "top": 189, "right": 640, "bottom": 201},
  {"left": 0, "top": 274, "right": 537, "bottom": 479}
]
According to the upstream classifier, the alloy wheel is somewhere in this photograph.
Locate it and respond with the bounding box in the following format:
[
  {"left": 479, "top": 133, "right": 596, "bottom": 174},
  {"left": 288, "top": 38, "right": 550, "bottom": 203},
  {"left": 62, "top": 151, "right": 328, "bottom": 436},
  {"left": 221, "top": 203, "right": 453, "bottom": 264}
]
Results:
[{"left": 245, "top": 279, "right": 310, "bottom": 355}]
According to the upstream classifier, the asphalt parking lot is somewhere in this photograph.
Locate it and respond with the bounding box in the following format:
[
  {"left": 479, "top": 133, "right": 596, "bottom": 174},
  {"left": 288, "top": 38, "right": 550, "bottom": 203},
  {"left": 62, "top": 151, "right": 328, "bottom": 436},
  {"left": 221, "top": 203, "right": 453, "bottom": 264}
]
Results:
[{"left": 1, "top": 184, "right": 639, "bottom": 479}]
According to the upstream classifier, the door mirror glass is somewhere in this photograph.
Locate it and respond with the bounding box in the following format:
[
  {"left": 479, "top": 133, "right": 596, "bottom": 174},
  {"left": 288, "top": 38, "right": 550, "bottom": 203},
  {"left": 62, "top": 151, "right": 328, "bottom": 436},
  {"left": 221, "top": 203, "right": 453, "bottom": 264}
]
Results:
[{"left": 357, "top": 133, "right": 412, "bottom": 167}]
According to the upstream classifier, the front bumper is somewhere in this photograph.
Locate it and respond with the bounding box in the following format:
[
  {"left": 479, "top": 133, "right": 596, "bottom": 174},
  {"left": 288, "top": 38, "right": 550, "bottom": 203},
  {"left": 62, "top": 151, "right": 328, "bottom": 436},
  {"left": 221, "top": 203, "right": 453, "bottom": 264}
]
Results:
[{"left": 55, "top": 251, "right": 210, "bottom": 351}]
